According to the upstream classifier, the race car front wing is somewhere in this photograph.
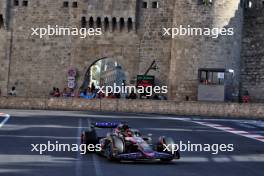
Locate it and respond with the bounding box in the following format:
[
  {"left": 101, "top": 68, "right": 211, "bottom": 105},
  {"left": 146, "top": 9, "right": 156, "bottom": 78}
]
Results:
[{"left": 115, "top": 152, "right": 174, "bottom": 160}]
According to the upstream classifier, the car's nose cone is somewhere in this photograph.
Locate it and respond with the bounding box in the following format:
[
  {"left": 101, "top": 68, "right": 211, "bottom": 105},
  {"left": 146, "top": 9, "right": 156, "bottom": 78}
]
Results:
[{"left": 144, "top": 152, "right": 155, "bottom": 158}]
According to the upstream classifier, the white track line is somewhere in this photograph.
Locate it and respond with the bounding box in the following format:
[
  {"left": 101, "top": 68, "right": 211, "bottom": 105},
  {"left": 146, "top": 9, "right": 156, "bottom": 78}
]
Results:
[
  {"left": 0, "top": 113, "right": 10, "bottom": 128},
  {"left": 195, "top": 121, "right": 264, "bottom": 143},
  {"left": 75, "top": 119, "right": 82, "bottom": 176}
]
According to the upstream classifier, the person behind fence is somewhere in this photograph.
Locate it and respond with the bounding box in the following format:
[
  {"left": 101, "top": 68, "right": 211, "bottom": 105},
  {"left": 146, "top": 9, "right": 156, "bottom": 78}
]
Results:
[
  {"left": 242, "top": 90, "right": 250, "bottom": 103},
  {"left": 8, "top": 86, "right": 17, "bottom": 96},
  {"left": 96, "top": 91, "right": 105, "bottom": 99},
  {"left": 127, "top": 90, "right": 137, "bottom": 99},
  {"left": 49, "top": 87, "right": 56, "bottom": 96},
  {"left": 70, "top": 88, "right": 75, "bottom": 97},
  {"left": 91, "top": 82, "right": 96, "bottom": 93},
  {"left": 54, "top": 88, "right": 61, "bottom": 97},
  {"left": 62, "top": 87, "right": 72, "bottom": 97},
  {"left": 80, "top": 87, "right": 96, "bottom": 100}
]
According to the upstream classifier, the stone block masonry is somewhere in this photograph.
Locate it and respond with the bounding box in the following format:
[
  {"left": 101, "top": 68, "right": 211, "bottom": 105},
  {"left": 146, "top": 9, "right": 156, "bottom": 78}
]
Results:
[
  {"left": 0, "top": 0, "right": 263, "bottom": 102},
  {"left": 169, "top": 0, "right": 243, "bottom": 101},
  {"left": 241, "top": 3, "right": 264, "bottom": 102}
]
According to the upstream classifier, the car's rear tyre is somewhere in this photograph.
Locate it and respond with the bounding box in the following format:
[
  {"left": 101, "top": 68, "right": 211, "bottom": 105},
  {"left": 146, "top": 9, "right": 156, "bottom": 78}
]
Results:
[
  {"left": 105, "top": 143, "right": 115, "bottom": 161},
  {"left": 81, "top": 129, "right": 98, "bottom": 153}
]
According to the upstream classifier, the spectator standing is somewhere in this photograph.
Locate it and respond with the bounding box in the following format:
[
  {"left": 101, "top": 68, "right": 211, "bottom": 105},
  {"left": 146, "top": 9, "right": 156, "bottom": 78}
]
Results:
[
  {"left": 97, "top": 91, "right": 105, "bottom": 99},
  {"left": 80, "top": 87, "right": 96, "bottom": 99},
  {"left": 54, "top": 88, "right": 60, "bottom": 97},
  {"left": 49, "top": 87, "right": 56, "bottom": 96},
  {"left": 128, "top": 91, "right": 137, "bottom": 99},
  {"left": 9, "top": 86, "right": 17, "bottom": 96},
  {"left": 70, "top": 88, "right": 75, "bottom": 97},
  {"left": 242, "top": 90, "right": 250, "bottom": 103},
  {"left": 62, "top": 87, "right": 70, "bottom": 97},
  {"left": 91, "top": 82, "right": 96, "bottom": 93}
]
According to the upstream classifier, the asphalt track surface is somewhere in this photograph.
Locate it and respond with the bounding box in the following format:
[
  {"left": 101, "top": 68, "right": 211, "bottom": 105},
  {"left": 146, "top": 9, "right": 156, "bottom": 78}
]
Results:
[{"left": 0, "top": 110, "right": 263, "bottom": 176}]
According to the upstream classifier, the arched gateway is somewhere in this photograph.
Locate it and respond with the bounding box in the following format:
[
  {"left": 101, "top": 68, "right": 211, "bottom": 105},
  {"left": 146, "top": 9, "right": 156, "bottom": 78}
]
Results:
[{"left": 80, "top": 57, "right": 127, "bottom": 90}]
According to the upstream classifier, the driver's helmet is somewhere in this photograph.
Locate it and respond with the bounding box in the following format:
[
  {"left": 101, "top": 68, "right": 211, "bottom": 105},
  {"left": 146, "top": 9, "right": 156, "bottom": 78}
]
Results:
[
  {"left": 117, "top": 124, "right": 130, "bottom": 136},
  {"left": 125, "top": 129, "right": 133, "bottom": 137},
  {"left": 117, "top": 124, "right": 130, "bottom": 131},
  {"left": 122, "top": 124, "right": 129, "bottom": 131}
]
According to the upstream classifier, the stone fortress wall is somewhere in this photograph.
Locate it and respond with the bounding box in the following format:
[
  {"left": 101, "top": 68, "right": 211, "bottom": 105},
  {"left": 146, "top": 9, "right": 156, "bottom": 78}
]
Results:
[
  {"left": 1, "top": 0, "right": 141, "bottom": 97},
  {"left": 0, "top": 0, "right": 263, "bottom": 102},
  {"left": 0, "top": 0, "right": 10, "bottom": 96},
  {"left": 241, "top": 0, "right": 264, "bottom": 102},
  {"left": 169, "top": 0, "right": 243, "bottom": 100}
]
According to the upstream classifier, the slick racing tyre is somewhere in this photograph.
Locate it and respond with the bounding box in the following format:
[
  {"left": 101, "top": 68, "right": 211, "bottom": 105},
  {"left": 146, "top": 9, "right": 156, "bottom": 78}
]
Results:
[
  {"left": 157, "top": 136, "right": 180, "bottom": 161},
  {"left": 81, "top": 129, "right": 98, "bottom": 146},
  {"left": 105, "top": 136, "right": 124, "bottom": 161}
]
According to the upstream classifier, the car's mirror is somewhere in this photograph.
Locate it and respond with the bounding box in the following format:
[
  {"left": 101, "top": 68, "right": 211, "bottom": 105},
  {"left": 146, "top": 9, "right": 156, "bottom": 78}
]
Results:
[{"left": 148, "top": 133, "right": 152, "bottom": 137}]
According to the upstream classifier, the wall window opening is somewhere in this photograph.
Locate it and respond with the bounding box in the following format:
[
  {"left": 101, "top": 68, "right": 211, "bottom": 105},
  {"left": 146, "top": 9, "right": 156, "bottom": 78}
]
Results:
[
  {"left": 127, "top": 18, "right": 133, "bottom": 32},
  {"left": 22, "top": 0, "right": 28, "bottom": 7},
  {"left": 63, "top": 1, "right": 69, "bottom": 8},
  {"left": 120, "top": 18, "right": 125, "bottom": 32},
  {"left": 81, "top": 17, "right": 86, "bottom": 28},
  {"left": 248, "top": 1, "right": 252, "bottom": 8},
  {"left": 14, "top": 0, "right": 19, "bottom": 6},
  {"left": 104, "top": 17, "right": 109, "bottom": 31},
  {"left": 72, "top": 2, "right": 78, "bottom": 8},
  {"left": 89, "top": 17, "right": 94, "bottom": 28},
  {"left": 244, "top": 0, "right": 253, "bottom": 8},
  {"left": 199, "top": 69, "right": 225, "bottom": 85},
  {"left": 202, "top": 0, "right": 213, "bottom": 6},
  {"left": 142, "top": 2, "right": 148, "bottom": 8},
  {"left": 96, "top": 17, "right": 102, "bottom": 28},
  {"left": 0, "top": 15, "right": 3, "bottom": 29},
  {"left": 112, "top": 17, "right": 117, "bottom": 32},
  {"left": 152, "top": 1, "right": 159, "bottom": 8}
]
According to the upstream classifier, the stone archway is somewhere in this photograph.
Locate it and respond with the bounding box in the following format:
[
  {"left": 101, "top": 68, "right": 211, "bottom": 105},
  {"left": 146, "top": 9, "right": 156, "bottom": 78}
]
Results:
[
  {"left": 72, "top": 44, "right": 140, "bottom": 91},
  {"left": 79, "top": 57, "right": 129, "bottom": 90}
]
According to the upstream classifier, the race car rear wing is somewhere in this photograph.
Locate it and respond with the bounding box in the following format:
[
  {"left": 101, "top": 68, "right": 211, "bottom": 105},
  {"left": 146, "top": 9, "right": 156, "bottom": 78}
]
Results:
[{"left": 93, "top": 122, "right": 120, "bottom": 128}]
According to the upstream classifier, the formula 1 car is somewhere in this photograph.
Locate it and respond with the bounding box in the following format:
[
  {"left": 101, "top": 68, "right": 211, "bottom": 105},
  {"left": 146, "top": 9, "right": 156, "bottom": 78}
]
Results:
[{"left": 81, "top": 122, "right": 180, "bottom": 162}]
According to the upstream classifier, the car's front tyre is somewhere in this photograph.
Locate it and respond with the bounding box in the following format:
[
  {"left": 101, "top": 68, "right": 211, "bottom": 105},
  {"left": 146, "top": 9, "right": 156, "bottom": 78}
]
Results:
[
  {"left": 157, "top": 136, "right": 180, "bottom": 161},
  {"left": 105, "top": 136, "right": 124, "bottom": 162}
]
